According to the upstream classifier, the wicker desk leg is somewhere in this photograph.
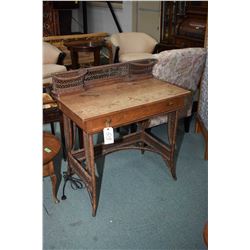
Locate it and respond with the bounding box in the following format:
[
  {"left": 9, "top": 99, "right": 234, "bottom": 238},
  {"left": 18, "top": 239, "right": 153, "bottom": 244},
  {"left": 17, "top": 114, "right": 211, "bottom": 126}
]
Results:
[
  {"left": 59, "top": 111, "right": 66, "bottom": 160},
  {"left": 167, "top": 110, "right": 179, "bottom": 180},
  {"left": 83, "top": 132, "right": 97, "bottom": 217},
  {"left": 138, "top": 120, "right": 150, "bottom": 154},
  {"left": 63, "top": 114, "right": 73, "bottom": 175}
]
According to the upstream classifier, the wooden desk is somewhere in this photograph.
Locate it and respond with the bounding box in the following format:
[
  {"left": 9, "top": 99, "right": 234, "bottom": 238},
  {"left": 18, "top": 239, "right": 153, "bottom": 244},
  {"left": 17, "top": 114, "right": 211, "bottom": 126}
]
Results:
[
  {"left": 64, "top": 41, "right": 103, "bottom": 69},
  {"left": 55, "top": 61, "right": 190, "bottom": 216}
]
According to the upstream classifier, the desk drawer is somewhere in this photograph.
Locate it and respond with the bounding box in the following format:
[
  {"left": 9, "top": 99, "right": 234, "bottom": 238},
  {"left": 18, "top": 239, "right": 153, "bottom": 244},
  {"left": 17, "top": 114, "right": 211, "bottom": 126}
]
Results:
[{"left": 83, "top": 97, "right": 184, "bottom": 133}]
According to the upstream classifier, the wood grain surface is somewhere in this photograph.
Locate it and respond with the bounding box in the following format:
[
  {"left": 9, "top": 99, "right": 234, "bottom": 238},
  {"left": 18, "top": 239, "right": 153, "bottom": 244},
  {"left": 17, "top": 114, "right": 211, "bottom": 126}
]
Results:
[{"left": 58, "top": 78, "right": 190, "bottom": 122}]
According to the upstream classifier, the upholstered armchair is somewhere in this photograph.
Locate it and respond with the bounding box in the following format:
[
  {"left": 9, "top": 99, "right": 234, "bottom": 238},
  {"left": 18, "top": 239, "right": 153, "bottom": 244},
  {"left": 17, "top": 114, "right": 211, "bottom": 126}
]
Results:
[
  {"left": 195, "top": 56, "right": 208, "bottom": 160},
  {"left": 110, "top": 32, "right": 158, "bottom": 63},
  {"left": 149, "top": 47, "right": 207, "bottom": 132},
  {"left": 43, "top": 42, "right": 67, "bottom": 84}
]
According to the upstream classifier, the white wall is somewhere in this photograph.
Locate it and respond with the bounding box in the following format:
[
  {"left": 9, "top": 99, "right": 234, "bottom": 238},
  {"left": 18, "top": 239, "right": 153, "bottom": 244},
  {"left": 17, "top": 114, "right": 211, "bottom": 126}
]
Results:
[
  {"left": 71, "top": 1, "right": 160, "bottom": 38},
  {"left": 71, "top": 8, "right": 82, "bottom": 33},
  {"left": 83, "top": 1, "right": 133, "bottom": 35},
  {"left": 135, "top": 1, "right": 161, "bottom": 41}
]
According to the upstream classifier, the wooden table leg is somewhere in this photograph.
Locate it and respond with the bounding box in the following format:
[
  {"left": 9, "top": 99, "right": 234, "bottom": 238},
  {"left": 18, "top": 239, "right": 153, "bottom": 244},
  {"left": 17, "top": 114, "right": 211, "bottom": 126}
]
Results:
[
  {"left": 93, "top": 48, "right": 101, "bottom": 66},
  {"left": 167, "top": 110, "right": 179, "bottom": 180},
  {"left": 70, "top": 49, "right": 80, "bottom": 69},
  {"left": 83, "top": 131, "right": 97, "bottom": 216}
]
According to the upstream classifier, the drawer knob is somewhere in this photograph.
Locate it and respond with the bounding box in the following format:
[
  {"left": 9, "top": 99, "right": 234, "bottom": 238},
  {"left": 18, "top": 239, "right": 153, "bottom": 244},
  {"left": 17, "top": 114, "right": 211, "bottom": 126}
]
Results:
[{"left": 105, "top": 119, "right": 111, "bottom": 127}]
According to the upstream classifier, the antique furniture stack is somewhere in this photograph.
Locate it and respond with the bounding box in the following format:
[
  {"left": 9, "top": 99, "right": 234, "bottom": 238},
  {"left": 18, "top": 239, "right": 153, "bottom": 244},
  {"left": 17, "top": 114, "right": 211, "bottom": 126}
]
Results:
[
  {"left": 43, "top": 42, "right": 67, "bottom": 159},
  {"left": 43, "top": 33, "right": 110, "bottom": 160}
]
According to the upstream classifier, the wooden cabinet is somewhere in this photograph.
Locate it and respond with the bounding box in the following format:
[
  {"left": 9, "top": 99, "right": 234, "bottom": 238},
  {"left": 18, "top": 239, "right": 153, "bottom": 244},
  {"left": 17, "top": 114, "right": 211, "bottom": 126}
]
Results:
[
  {"left": 43, "top": 1, "right": 87, "bottom": 37},
  {"left": 159, "top": 1, "right": 208, "bottom": 51},
  {"left": 43, "top": 1, "right": 60, "bottom": 37}
]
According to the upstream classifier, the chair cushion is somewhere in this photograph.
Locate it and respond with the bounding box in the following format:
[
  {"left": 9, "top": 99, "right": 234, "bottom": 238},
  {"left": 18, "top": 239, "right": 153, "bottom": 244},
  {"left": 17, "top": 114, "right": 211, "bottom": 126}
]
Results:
[
  {"left": 152, "top": 48, "right": 207, "bottom": 92},
  {"left": 43, "top": 42, "right": 62, "bottom": 64},
  {"left": 43, "top": 64, "right": 67, "bottom": 79},
  {"left": 119, "top": 53, "right": 154, "bottom": 63}
]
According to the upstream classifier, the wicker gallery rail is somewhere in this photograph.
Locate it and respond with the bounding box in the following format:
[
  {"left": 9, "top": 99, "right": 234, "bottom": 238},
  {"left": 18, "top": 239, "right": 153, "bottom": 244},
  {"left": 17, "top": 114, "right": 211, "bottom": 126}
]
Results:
[
  {"left": 52, "top": 58, "right": 158, "bottom": 96},
  {"left": 52, "top": 59, "right": 191, "bottom": 216}
]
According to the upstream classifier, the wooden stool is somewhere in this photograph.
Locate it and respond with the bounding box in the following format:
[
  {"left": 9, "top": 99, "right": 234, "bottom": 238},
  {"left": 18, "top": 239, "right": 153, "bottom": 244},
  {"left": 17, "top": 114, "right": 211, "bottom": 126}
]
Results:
[{"left": 43, "top": 132, "right": 61, "bottom": 203}]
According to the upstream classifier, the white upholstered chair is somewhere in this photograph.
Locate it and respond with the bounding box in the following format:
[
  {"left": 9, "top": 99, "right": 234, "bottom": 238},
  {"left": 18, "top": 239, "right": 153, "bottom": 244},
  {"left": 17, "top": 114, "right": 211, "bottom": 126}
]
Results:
[
  {"left": 110, "top": 32, "right": 158, "bottom": 63},
  {"left": 43, "top": 42, "right": 67, "bottom": 84},
  {"left": 149, "top": 47, "right": 207, "bottom": 132}
]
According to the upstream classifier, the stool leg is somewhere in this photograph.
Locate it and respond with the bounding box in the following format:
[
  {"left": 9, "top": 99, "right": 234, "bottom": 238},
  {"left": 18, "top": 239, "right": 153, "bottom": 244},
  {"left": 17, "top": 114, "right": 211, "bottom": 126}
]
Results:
[
  {"left": 204, "top": 137, "right": 208, "bottom": 160},
  {"left": 48, "top": 161, "right": 59, "bottom": 203}
]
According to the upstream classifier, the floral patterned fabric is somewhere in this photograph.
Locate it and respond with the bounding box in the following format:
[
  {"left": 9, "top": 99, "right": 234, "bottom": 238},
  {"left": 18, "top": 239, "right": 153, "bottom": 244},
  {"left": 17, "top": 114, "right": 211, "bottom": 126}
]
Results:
[
  {"left": 149, "top": 48, "right": 207, "bottom": 127},
  {"left": 198, "top": 56, "right": 208, "bottom": 130},
  {"left": 152, "top": 48, "right": 207, "bottom": 91}
]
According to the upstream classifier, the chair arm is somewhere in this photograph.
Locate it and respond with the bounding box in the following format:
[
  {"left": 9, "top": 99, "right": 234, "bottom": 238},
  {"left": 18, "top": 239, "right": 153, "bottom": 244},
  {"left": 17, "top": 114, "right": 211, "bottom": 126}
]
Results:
[
  {"left": 152, "top": 43, "right": 161, "bottom": 54},
  {"left": 113, "top": 46, "right": 120, "bottom": 63},
  {"left": 57, "top": 52, "right": 66, "bottom": 65},
  {"left": 108, "top": 36, "right": 120, "bottom": 63}
]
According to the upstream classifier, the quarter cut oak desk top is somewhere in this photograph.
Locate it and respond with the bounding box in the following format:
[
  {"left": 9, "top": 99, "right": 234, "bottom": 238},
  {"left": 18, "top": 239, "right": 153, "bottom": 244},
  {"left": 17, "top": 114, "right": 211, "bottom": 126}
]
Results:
[{"left": 57, "top": 78, "right": 190, "bottom": 134}]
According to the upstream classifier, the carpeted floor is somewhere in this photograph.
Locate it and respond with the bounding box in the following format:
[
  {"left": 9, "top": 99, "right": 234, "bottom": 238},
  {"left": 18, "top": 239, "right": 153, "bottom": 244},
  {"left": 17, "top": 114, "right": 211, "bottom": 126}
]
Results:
[{"left": 43, "top": 118, "right": 208, "bottom": 250}]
